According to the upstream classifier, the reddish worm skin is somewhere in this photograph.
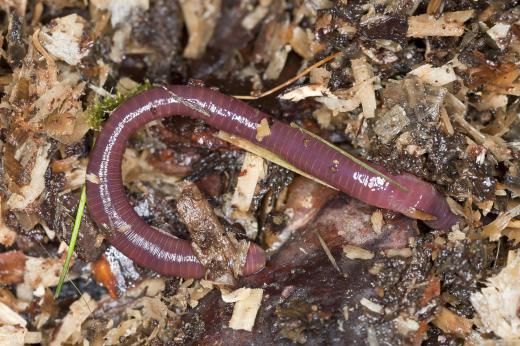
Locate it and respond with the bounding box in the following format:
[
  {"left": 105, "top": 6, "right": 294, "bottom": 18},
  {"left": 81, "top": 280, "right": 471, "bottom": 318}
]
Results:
[{"left": 86, "top": 86, "right": 459, "bottom": 278}]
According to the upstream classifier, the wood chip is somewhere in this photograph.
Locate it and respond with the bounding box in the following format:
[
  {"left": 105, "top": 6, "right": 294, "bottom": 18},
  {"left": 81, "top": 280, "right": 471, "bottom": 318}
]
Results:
[
  {"left": 433, "top": 307, "right": 473, "bottom": 337},
  {"left": 360, "top": 298, "right": 383, "bottom": 314},
  {"left": 39, "top": 14, "right": 91, "bottom": 65},
  {"left": 23, "top": 256, "right": 66, "bottom": 289},
  {"left": 409, "top": 64, "right": 457, "bottom": 87},
  {"left": 228, "top": 288, "right": 263, "bottom": 332},
  {"left": 179, "top": 0, "right": 221, "bottom": 59},
  {"left": 0, "top": 301, "right": 27, "bottom": 326},
  {"left": 385, "top": 248, "right": 413, "bottom": 258},
  {"left": 230, "top": 153, "right": 266, "bottom": 213},
  {"left": 280, "top": 84, "right": 333, "bottom": 102},
  {"left": 343, "top": 245, "right": 374, "bottom": 260},
  {"left": 0, "top": 251, "right": 26, "bottom": 284},
  {"left": 50, "top": 294, "right": 95, "bottom": 346},
  {"left": 351, "top": 57, "right": 376, "bottom": 118},
  {"left": 0, "top": 196, "right": 17, "bottom": 247},
  {"left": 471, "top": 251, "right": 520, "bottom": 339},
  {"left": 407, "top": 10, "right": 474, "bottom": 37},
  {"left": 487, "top": 23, "right": 511, "bottom": 50},
  {"left": 256, "top": 118, "right": 271, "bottom": 142},
  {"left": 7, "top": 143, "right": 51, "bottom": 210},
  {"left": 0, "top": 325, "right": 25, "bottom": 346},
  {"left": 483, "top": 204, "right": 520, "bottom": 241}
]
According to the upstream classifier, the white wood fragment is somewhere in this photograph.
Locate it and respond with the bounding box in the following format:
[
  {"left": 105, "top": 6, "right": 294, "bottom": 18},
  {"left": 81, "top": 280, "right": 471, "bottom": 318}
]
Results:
[
  {"left": 179, "top": 0, "right": 221, "bottom": 59},
  {"left": 7, "top": 143, "right": 51, "bottom": 210},
  {"left": 360, "top": 298, "right": 383, "bottom": 314},
  {"left": 230, "top": 153, "right": 266, "bottom": 212},
  {"left": 50, "top": 294, "right": 95, "bottom": 346},
  {"left": 228, "top": 288, "right": 263, "bottom": 332},
  {"left": 280, "top": 84, "right": 334, "bottom": 102},
  {"left": 407, "top": 10, "right": 474, "bottom": 37},
  {"left": 409, "top": 64, "right": 457, "bottom": 87},
  {"left": 221, "top": 287, "right": 252, "bottom": 303},
  {"left": 39, "top": 14, "right": 91, "bottom": 65},
  {"left": 351, "top": 57, "right": 376, "bottom": 118},
  {"left": 0, "top": 302, "right": 27, "bottom": 327},
  {"left": 487, "top": 23, "right": 511, "bottom": 50},
  {"left": 0, "top": 325, "right": 25, "bottom": 346},
  {"left": 343, "top": 245, "right": 374, "bottom": 260},
  {"left": 385, "top": 248, "right": 413, "bottom": 258},
  {"left": 256, "top": 118, "right": 271, "bottom": 142}
]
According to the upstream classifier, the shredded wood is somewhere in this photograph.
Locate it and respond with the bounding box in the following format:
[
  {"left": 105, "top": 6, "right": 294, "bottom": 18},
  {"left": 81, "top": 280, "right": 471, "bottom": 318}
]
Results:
[
  {"left": 394, "top": 315, "right": 420, "bottom": 336},
  {"left": 409, "top": 64, "right": 457, "bottom": 87},
  {"left": 360, "top": 298, "right": 383, "bottom": 314},
  {"left": 50, "top": 294, "right": 95, "bottom": 346},
  {"left": 230, "top": 153, "right": 266, "bottom": 213},
  {"left": 351, "top": 57, "right": 376, "bottom": 119},
  {"left": 0, "top": 325, "right": 25, "bottom": 346},
  {"left": 91, "top": 0, "right": 149, "bottom": 27},
  {"left": 179, "top": 0, "right": 221, "bottom": 59},
  {"left": 487, "top": 23, "right": 511, "bottom": 51},
  {"left": 6, "top": 142, "right": 51, "bottom": 210},
  {"left": 471, "top": 251, "right": 520, "bottom": 340},
  {"left": 227, "top": 288, "right": 263, "bottom": 332},
  {"left": 255, "top": 118, "right": 271, "bottom": 142},
  {"left": 23, "top": 256, "right": 67, "bottom": 289},
  {"left": 178, "top": 182, "right": 248, "bottom": 283},
  {"left": 39, "top": 14, "right": 91, "bottom": 65},
  {"left": 280, "top": 84, "right": 334, "bottom": 102},
  {"left": 0, "top": 197, "right": 16, "bottom": 246},
  {"left": 407, "top": 10, "right": 474, "bottom": 37},
  {"left": 385, "top": 248, "right": 413, "bottom": 258},
  {"left": 432, "top": 307, "right": 473, "bottom": 337},
  {"left": 343, "top": 244, "right": 374, "bottom": 260},
  {"left": 0, "top": 301, "right": 26, "bottom": 326},
  {"left": 483, "top": 204, "right": 520, "bottom": 241}
]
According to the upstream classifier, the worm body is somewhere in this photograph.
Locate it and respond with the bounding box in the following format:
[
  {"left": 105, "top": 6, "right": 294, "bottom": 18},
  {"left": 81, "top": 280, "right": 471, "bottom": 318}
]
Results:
[{"left": 86, "top": 86, "right": 458, "bottom": 278}]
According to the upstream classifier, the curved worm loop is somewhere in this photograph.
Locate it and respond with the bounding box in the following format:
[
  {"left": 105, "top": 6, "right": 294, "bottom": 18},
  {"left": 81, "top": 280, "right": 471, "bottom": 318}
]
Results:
[{"left": 86, "top": 86, "right": 458, "bottom": 278}]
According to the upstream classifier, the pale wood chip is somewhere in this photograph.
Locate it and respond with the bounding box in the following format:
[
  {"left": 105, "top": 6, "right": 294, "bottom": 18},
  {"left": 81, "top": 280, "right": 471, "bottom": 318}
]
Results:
[
  {"left": 407, "top": 10, "right": 474, "bottom": 37},
  {"left": 256, "top": 118, "right": 271, "bottom": 142},
  {"left": 179, "top": 0, "right": 221, "bottom": 59},
  {"left": 343, "top": 245, "right": 374, "bottom": 260},
  {"left": 360, "top": 298, "right": 383, "bottom": 314},
  {"left": 230, "top": 153, "right": 266, "bottom": 213},
  {"left": 351, "top": 57, "right": 376, "bottom": 118},
  {"left": 50, "top": 294, "right": 95, "bottom": 346},
  {"left": 433, "top": 307, "right": 473, "bottom": 337},
  {"left": 228, "top": 288, "right": 263, "bottom": 332}
]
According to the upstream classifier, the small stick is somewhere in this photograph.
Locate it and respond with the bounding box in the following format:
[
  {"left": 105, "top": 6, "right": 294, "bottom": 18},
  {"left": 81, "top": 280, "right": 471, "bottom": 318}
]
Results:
[{"left": 234, "top": 51, "right": 342, "bottom": 100}]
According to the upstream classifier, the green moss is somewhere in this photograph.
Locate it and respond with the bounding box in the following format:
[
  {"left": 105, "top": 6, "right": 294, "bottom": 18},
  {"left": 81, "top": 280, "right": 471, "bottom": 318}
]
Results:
[{"left": 88, "top": 80, "right": 153, "bottom": 130}]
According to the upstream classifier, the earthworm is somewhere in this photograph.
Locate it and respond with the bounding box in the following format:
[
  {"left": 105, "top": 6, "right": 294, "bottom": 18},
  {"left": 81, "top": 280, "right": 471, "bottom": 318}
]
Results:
[{"left": 86, "top": 86, "right": 459, "bottom": 278}]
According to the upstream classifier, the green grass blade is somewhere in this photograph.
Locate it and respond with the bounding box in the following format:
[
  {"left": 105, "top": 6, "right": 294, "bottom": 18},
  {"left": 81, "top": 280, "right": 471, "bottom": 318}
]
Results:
[{"left": 54, "top": 183, "right": 87, "bottom": 298}]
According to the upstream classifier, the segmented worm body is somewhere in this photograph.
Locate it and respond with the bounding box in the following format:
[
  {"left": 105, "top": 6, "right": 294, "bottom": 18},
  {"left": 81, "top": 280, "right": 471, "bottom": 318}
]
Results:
[{"left": 86, "top": 86, "right": 458, "bottom": 278}]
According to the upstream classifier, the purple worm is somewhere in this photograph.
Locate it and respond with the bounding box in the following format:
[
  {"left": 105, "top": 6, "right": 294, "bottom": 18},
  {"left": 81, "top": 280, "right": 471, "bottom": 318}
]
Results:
[{"left": 86, "top": 86, "right": 458, "bottom": 278}]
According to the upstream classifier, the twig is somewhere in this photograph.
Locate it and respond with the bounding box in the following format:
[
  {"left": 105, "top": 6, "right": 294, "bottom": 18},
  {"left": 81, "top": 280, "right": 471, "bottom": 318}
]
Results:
[
  {"left": 314, "top": 230, "right": 342, "bottom": 274},
  {"left": 234, "top": 51, "right": 342, "bottom": 100},
  {"left": 32, "top": 28, "right": 55, "bottom": 65}
]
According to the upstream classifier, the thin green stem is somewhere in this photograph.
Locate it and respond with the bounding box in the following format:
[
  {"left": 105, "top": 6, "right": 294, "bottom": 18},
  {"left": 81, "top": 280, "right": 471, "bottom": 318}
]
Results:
[{"left": 54, "top": 184, "right": 87, "bottom": 298}]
